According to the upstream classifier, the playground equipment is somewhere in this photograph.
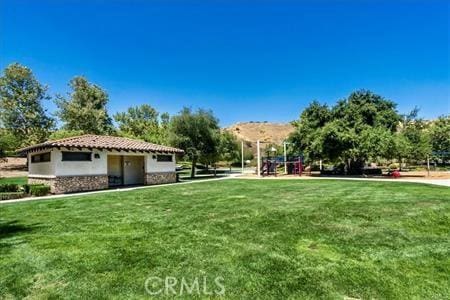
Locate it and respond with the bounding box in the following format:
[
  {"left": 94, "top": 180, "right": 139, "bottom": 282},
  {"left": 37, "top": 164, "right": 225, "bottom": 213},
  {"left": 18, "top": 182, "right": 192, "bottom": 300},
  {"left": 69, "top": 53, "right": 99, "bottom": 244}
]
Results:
[
  {"left": 260, "top": 155, "right": 303, "bottom": 176},
  {"left": 251, "top": 140, "right": 304, "bottom": 177}
]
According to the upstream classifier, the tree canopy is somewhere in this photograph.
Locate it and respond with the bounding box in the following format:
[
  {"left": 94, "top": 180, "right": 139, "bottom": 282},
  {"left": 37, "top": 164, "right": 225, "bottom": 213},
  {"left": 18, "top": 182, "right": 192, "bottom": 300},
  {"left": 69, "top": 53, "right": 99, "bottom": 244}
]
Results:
[
  {"left": 114, "top": 104, "right": 170, "bottom": 144},
  {"left": 55, "top": 76, "right": 114, "bottom": 135},
  {"left": 290, "top": 90, "right": 404, "bottom": 173},
  {"left": 218, "top": 131, "right": 240, "bottom": 167},
  {"left": 0, "top": 63, "right": 54, "bottom": 147},
  {"left": 169, "top": 108, "right": 221, "bottom": 178},
  {"left": 429, "top": 115, "right": 450, "bottom": 160},
  {"left": 49, "top": 129, "right": 85, "bottom": 140}
]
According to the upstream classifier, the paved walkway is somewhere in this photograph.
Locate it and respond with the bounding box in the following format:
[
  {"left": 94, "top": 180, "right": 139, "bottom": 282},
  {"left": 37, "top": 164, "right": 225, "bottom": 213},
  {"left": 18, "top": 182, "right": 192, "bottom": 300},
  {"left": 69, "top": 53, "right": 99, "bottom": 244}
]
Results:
[
  {"left": 2, "top": 173, "right": 447, "bottom": 205},
  {"left": 239, "top": 175, "right": 450, "bottom": 187},
  {"left": 0, "top": 175, "right": 238, "bottom": 205}
]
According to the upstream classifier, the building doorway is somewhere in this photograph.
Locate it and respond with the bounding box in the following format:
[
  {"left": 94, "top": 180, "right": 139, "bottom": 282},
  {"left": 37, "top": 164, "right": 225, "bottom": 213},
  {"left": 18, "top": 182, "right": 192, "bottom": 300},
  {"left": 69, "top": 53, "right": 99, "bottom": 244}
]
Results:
[{"left": 107, "top": 155, "right": 145, "bottom": 187}]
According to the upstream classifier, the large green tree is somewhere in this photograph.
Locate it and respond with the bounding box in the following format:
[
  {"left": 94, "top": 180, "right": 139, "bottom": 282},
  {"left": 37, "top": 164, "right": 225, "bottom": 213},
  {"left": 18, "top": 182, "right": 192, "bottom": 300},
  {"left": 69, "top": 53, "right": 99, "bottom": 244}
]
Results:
[
  {"left": 401, "top": 120, "right": 431, "bottom": 164},
  {"left": 0, "top": 63, "right": 54, "bottom": 147},
  {"left": 169, "top": 108, "right": 221, "bottom": 178},
  {"left": 290, "top": 101, "right": 331, "bottom": 162},
  {"left": 429, "top": 115, "right": 450, "bottom": 161},
  {"left": 55, "top": 76, "right": 114, "bottom": 135},
  {"left": 385, "top": 132, "right": 412, "bottom": 170},
  {"left": 290, "top": 90, "right": 401, "bottom": 173},
  {"left": 394, "top": 108, "right": 432, "bottom": 166},
  {"left": 219, "top": 131, "right": 240, "bottom": 169},
  {"left": 114, "top": 104, "right": 169, "bottom": 144},
  {"left": 0, "top": 129, "right": 21, "bottom": 157}
]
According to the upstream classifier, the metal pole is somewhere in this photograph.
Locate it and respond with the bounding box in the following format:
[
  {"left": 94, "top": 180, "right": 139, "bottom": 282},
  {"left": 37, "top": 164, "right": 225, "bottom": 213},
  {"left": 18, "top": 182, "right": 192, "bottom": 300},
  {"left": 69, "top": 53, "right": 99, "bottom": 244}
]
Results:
[
  {"left": 257, "top": 140, "right": 261, "bottom": 177},
  {"left": 283, "top": 141, "right": 287, "bottom": 174},
  {"left": 298, "top": 157, "right": 302, "bottom": 177},
  {"left": 241, "top": 140, "right": 244, "bottom": 174},
  {"left": 427, "top": 155, "right": 430, "bottom": 177}
]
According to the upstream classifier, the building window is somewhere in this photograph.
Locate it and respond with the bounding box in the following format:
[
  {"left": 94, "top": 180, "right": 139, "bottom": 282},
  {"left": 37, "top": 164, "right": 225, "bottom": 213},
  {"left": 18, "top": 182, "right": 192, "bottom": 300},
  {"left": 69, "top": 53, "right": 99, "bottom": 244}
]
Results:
[
  {"left": 62, "top": 151, "right": 92, "bottom": 161},
  {"left": 31, "top": 152, "right": 51, "bottom": 163},
  {"left": 156, "top": 154, "right": 173, "bottom": 162}
]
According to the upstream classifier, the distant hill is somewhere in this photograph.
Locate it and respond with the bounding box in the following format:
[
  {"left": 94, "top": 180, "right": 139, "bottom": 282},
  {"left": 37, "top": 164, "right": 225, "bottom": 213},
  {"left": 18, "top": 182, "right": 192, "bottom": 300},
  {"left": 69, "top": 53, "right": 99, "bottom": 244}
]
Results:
[{"left": 225, "top": 122, "right": 295, "bottom": 156}]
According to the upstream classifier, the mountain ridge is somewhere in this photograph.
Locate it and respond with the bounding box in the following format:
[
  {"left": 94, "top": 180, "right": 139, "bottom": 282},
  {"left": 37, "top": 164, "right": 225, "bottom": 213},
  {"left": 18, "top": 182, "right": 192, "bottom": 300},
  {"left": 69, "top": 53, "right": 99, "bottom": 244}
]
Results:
[{"left": 224, "top": 121, "right": 295, "bottom": 150}]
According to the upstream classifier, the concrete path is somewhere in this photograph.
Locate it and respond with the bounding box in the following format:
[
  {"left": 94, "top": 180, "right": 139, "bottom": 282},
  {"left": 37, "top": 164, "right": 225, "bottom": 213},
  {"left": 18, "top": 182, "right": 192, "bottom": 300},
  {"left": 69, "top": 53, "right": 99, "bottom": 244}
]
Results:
[
  {"left": 238, "top": 175, "right": 450, "bottom": 187},
  {"left": 0, "top": 174, "right": 238, "bottom": 205}
]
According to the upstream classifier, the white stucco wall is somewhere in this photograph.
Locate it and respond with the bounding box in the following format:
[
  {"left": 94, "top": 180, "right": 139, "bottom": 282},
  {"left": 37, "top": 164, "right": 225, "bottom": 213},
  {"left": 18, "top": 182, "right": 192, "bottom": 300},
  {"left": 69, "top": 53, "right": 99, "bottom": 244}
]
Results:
[
  {"left": 28, "top": 149, "right": 55, "bottom": 176},
  {"left": 54, "top": 148, "right": 107, "bottom": 176},
  {"left": 146, "top": 153, "right": 176, "bottom": 173},
  {"left": 28, "top": 148, "right": 177, "bottom": 177}
]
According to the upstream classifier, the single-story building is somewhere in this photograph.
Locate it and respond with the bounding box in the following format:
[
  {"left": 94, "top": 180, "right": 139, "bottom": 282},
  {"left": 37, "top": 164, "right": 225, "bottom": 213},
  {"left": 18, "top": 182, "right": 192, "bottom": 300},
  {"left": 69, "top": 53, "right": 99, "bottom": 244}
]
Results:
[{"left": 18, "top": 134, "right": 184, "bottom": 194}]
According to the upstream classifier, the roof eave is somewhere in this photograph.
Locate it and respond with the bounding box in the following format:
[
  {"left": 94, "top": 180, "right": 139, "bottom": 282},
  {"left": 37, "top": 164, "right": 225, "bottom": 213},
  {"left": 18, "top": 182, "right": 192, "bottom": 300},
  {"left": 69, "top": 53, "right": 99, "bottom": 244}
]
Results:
[{"left": 17, "top": 145, "right": 184, "bottom": 155}]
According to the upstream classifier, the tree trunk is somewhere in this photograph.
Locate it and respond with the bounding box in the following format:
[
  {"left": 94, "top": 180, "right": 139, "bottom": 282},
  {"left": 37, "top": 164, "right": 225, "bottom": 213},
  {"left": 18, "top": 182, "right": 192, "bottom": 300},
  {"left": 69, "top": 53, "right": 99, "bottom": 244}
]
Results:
[
  {"left": 345, "top": 158, "right": 351, "bottom": 175},
  {"left": 191, "top": 157, "right": 197, "bottom": 178}
]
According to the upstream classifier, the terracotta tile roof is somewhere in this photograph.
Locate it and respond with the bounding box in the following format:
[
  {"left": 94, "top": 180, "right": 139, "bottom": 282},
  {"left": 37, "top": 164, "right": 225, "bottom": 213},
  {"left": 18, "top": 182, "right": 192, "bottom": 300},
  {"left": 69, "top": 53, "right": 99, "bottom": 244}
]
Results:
[{"left": 18, "top": 134, "right": 184, "bottom": 154}]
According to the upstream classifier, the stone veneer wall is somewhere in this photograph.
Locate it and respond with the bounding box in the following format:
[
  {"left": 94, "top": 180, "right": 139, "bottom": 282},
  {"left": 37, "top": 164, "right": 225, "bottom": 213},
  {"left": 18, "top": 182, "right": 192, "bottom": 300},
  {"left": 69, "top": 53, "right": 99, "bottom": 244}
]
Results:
[
  {"left": 29, "top": 175, "right": 108, "bottom": 194},
  {"left": 145, "top": 172, "right": 177, "bottom": 185}
]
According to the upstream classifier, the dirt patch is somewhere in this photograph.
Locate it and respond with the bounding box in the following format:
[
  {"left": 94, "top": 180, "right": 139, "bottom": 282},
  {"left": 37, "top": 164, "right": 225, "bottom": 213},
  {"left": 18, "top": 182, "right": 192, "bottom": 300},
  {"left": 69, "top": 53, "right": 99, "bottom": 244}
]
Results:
[
  {"left": 224, "top": 122, "right": 295, "bottom": 157},
  {"left": 0, "top": 157, "right": 28, "bottom": 178},
  {"left": 225, "top": 122, "right": 294, "bottom": 144},
  {"left": 401, "top": 171, "right": 450, "bottom": 179}
]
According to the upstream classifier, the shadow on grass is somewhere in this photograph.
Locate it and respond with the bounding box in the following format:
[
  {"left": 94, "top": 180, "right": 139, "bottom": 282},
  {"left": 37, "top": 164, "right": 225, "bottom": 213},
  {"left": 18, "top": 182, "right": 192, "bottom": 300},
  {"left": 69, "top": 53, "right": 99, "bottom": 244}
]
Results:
[
  {"left": 0, "top": 220, "right": 37, "bottom": 254},
  {"left": 0, "top": 220, "right": 35, "bottom": 239}
]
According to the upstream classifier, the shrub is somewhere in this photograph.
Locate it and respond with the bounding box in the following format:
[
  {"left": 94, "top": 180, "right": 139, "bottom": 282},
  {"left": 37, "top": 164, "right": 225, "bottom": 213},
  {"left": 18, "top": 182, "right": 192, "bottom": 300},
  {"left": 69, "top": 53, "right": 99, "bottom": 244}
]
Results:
[
  {"left": 29, "top": 185, "right": 51, "bottom": 197},
  {"left": 22, "top": 184, "right": 51, "bottom": 196},
  {"left": 0, "top": 192, "right": 25, "bottom": 201},
  {"left": 0, "top": 184, "right": 19, "bottom": 193},
  {"left": 388, "top": 163, "right": 399, "bottom": 170},
  {"left": 321, "top": 164, "right": 346, "bottom": 176},
  {"left": 22, "top": 184, "right": 31, "bottom": 194},
  {"left": 362, "top": 168, "right": 383, "bottom": 175}
]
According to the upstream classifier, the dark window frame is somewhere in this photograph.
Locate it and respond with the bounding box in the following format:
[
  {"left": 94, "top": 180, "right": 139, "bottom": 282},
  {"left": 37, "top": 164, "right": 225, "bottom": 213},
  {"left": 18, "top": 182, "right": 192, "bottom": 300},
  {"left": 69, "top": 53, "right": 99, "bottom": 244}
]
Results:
[
  {"left": 156, "top": 154, "right": 173, "bottom": 162},
  {"left": 31, "top": 152, "right": 51, "bottom": 163},
  {"left": 62, "top": 151, "right": 92, "bottom": 162}
]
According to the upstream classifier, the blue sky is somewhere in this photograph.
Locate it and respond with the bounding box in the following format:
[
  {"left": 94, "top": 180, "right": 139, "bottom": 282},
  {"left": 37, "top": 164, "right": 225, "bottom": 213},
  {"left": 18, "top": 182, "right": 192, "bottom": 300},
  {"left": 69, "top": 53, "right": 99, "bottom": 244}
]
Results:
[{"left": 1, "top": 0, "right": 448, "bottom": 126}]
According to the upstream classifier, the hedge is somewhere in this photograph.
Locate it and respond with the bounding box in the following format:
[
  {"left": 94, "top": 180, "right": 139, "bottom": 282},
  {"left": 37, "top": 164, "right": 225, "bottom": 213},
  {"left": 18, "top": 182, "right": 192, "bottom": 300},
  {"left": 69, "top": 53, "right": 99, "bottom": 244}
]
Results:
[
  {"left": 0, "top": 192, "right": 25, "bottom": 201},
  {"left": 29, "top": 185, "right": 51, "bottom": 197},
  {"left": 22, "top": 184, "right": 43, "bottom": 194},
  {"left": 0, "top": 183, "right": 51, "bottom": 198},
  {"left": 0, "top": 184, "right": 19, "bottom": 193}
]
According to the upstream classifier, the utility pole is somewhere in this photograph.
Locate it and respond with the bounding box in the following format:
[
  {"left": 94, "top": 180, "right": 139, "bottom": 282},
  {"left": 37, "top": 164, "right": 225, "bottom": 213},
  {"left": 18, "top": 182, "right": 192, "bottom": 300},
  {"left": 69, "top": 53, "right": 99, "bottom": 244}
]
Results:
[
  {"left": 241, "top": 140, "right": 244, "bottom": 173},
  {"left": 257, "top": 140, "right": 261, "bottom": 177},
  {"left": 283, "top": 141, "right": 287, "bottom": 174}
]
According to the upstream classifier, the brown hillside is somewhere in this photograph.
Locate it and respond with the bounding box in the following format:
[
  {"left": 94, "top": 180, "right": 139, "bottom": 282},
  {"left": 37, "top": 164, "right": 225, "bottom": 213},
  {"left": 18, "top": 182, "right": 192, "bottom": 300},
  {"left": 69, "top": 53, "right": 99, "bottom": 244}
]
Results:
[{"left": 225, "top": 122, "right": 295, "bottom": 149}]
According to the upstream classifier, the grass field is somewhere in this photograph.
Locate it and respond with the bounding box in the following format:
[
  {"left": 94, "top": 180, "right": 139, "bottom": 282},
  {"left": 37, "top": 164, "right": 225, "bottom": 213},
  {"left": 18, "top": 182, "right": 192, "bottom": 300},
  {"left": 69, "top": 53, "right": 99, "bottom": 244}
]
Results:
[
  {"left": 1, "top": 179, "right": 449, "bottom": 299},
  {"left": 0, "top": 176, "right": 27, "bottom": 185}
]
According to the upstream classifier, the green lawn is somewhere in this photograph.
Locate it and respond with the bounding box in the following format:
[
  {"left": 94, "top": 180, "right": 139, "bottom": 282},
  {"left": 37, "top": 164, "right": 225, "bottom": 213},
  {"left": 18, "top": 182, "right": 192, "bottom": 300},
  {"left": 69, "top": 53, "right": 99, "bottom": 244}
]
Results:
[
  {"left": 0, "top": 176, "right": 27, "bottom": 185},
  {"left": 1, "top": 179, "right": 449, "bottom": 299}
]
